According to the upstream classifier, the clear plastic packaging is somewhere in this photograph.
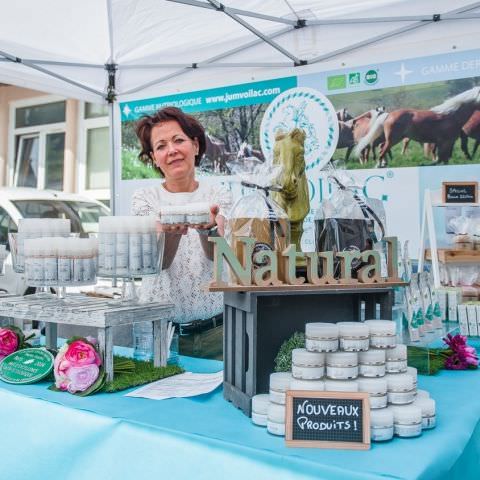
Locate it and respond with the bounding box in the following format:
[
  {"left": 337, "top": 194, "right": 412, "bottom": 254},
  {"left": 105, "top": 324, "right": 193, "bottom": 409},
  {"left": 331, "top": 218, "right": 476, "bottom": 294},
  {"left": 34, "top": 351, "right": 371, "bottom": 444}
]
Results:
[
  {"left": 226, "top": 165, "right": 290, "bottom": 275},
  {"left": 314, "top": 171, "right": 386, "bottom": 278}
]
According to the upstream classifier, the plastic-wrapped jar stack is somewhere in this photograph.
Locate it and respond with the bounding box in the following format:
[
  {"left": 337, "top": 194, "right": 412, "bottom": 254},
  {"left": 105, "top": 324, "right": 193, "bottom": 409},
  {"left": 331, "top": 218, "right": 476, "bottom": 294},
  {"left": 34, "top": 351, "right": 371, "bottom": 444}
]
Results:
[
  {"left": 13, "top": 218, "right": 71, "bottom": 272},
  {"left": 97, "top": 216, "right": 159, "bottom": 277},
  {"left": 24, "top": 237, "right": 98, "bottom": 286}
]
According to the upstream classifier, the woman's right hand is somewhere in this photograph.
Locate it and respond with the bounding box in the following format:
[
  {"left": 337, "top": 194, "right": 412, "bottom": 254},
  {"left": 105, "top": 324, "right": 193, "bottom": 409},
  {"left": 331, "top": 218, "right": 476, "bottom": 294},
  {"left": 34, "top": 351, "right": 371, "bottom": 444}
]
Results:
[{"left": 156, "top": 221, "right": 188, "bottom": 235}]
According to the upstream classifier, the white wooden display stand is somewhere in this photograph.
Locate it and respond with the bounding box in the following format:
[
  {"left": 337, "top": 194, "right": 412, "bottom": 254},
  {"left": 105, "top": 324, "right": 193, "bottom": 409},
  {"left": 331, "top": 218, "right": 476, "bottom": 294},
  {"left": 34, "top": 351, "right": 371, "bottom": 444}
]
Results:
[
  {"left": 0, "top": 294, "right": 174, "bottom": 381},
  {"left": 418, "top": 188, "right": 480, "bottom": 288}
]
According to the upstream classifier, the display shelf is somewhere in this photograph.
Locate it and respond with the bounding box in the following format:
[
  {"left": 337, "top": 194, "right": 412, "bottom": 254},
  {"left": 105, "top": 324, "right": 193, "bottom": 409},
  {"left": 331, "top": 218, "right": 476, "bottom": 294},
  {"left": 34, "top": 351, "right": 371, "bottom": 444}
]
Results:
[
  {"left": 425, "top": 248, "right": 480, "bottom": 264},
  {"left": 418, "top": 188, "right": 480, "bottom": 288},
  {"left": 0, "top": 293, "right": 174, "bottom": 381}
]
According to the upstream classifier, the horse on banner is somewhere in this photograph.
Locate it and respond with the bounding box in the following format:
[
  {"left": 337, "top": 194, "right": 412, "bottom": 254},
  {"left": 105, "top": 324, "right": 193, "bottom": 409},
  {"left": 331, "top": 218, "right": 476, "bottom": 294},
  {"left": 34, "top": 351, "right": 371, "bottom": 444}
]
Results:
[{"left": 355, "top": 87, "right": 480, "bottom": 167}]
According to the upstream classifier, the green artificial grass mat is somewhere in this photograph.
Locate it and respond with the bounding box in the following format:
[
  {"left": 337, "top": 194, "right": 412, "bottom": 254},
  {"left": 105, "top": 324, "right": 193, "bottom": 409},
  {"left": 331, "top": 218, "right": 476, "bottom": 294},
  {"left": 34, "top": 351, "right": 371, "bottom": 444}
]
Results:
[{"left": 103, "top": 355, "right": 184, "bottom": 393}]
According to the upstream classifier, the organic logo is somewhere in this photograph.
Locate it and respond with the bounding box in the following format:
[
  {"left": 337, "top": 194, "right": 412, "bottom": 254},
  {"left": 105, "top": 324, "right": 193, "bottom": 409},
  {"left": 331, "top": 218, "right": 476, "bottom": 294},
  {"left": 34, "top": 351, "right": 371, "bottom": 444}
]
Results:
[
  {"left": 364, "top": 70, "right": 378, "bottom": 85},
  {"left": 348, "top": 72, "right": 361, "bottom": 86},
  {"left": 327, "top": 75, "right": 346, "bottom": 90}
]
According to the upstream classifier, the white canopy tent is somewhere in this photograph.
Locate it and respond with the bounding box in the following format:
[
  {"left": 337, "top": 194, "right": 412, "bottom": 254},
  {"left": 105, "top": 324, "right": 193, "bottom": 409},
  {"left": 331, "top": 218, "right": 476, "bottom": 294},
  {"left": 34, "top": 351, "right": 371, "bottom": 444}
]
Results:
[{"left": 1, "top": 0, "right": 479, "bottom": 209}]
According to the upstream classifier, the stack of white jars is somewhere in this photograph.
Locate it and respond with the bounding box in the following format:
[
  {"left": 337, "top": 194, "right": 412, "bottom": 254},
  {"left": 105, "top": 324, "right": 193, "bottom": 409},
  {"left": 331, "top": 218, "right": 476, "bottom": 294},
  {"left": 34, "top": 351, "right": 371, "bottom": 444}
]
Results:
[
  {"left": 24, "top": 237, "right": 98, "bottom": 286},
  {"left": 251, "top": 372, "right": 293, "bottom": 436},
  {"left": 97, "top": 216, "right": 159, "bottom": 277},
  {"left": 253, "top": 319, "right": 436, "bottom": 443}
]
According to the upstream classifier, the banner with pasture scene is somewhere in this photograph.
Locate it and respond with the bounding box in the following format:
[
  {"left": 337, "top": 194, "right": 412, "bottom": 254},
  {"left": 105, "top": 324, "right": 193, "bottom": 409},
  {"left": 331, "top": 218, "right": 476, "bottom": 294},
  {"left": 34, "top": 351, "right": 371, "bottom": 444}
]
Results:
[{"left": 118, "top": 48, "right": 480, "bottom": 257}]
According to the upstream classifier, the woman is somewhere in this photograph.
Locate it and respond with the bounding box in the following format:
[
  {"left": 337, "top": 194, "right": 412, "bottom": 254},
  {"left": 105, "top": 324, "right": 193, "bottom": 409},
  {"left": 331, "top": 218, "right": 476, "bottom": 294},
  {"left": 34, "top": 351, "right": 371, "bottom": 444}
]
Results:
[{"left": 132, "top": 107, "right": 232, "bottom": 359}]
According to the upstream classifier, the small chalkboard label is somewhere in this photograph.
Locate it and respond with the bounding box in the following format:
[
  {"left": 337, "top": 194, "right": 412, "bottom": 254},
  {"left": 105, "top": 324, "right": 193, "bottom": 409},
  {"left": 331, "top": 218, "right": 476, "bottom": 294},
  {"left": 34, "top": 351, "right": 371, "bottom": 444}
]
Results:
[
  {"left": 285, "top": 391, "right": 370, "bottom": 450},
  {"left": 0, "top": 348, "right": 54, "bottom": 384},
  {"left": 442, "top": 182, "right": 478, "bottom": 204}
]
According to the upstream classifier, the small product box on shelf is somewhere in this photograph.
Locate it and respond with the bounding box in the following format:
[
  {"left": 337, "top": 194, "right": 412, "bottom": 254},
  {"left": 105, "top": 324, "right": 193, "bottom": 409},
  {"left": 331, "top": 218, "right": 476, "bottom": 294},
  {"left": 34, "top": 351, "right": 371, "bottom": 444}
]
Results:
[
  {"left": 458, "top": 305, "right": 470, "bottom": 336},
  {"left": 467, "top": 304, "right": 478, "bottom": 336}
]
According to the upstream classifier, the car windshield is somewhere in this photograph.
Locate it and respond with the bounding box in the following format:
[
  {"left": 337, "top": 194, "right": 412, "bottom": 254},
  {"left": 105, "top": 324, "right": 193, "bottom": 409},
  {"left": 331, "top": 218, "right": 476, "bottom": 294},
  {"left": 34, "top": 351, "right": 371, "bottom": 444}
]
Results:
[{"left": 12, "top": 199, "right": 109, "bottom": 233}]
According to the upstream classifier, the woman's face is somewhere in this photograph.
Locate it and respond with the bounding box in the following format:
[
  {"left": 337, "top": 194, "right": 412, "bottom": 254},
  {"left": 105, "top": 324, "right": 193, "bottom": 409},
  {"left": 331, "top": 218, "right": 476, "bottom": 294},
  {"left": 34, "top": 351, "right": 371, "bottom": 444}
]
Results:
[{"left": 150, "top": 120, "right": 198, "bottom": 181}]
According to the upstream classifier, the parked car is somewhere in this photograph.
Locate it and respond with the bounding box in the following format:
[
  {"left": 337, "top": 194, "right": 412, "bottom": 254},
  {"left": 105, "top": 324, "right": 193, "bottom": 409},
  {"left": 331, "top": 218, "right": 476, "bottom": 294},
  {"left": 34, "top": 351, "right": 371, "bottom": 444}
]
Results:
[{"left": 0, "top": 187, "right": 110, "bottom": 295}]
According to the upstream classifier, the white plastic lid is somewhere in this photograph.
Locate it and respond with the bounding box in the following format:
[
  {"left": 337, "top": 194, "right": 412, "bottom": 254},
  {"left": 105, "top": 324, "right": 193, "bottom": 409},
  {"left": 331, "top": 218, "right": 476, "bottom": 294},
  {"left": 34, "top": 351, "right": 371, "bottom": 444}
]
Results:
[
  {"left": 324, "top": 379, "right": 358, "bottom": 392},
  {"left": 305, "top": 323, "right": 339, "bottom": 339},
  {"left": 386, "top": 344, "right": 407, "bottom": 360},
  {"left": 416, "top": 389, "right": 430, "bottom": 399},
  {"left": 326, "top": 351, "right": 358, "bottom": 366},
  {"left": 370, "top": 407, "right": 394, "bottom": 427},
  {"left": 267, "top": 402, "right": 286, "bottom": 423},
  {"left": 188, "top": 202, "right": 211, "bottom": 214},
  {"left": 290, "top": 379, "right": 325, "bottom": 391},
  {"left": 413, "top": 397, "right": 436, "bottom": 416},
  {"left": 269, "top": 372, "right": 292, "bottom": 391},
  {"left": 337, "top": 322, "right": 369, "bottom": 337},
  {"left": 386, "top": 373, "right": 414, "bottom": 391},
  {"left": 359, "top": 349, "right": 385, "bottom": 364},
  {"left": 357, "top": 377, "right": 387, "bottom": 394},
  {"left": 406, "top": 367, "right": 418, "bottom": 382},
  {"left": 251, "top": 394, "right": 270, "bottom": 415},
  {"left": 292, "top": 348, "right": 325, "bottom": 366},
  {"left": 364, "top": 320, "right": 396, "bottom": 335},
  {"left": 392, "top": 405, "right": 422, "bottom": 424}
]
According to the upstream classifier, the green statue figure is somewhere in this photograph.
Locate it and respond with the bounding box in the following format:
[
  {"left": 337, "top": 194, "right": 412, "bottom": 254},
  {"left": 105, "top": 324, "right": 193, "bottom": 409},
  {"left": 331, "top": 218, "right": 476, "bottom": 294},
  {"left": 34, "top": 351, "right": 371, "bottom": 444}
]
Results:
[{"left": 271, "top": 128, "right": 310, "bottom": 252}]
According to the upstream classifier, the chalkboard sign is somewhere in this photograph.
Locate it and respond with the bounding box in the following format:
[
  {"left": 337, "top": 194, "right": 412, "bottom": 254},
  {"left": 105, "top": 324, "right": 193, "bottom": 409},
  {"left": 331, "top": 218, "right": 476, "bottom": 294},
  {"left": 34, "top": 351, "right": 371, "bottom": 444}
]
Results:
[
  {"left": 285, "top": 391, "right": 370, "bottom": 449},
  {"left": 442, "top": 182, "right": 478, "bottom": 204}
]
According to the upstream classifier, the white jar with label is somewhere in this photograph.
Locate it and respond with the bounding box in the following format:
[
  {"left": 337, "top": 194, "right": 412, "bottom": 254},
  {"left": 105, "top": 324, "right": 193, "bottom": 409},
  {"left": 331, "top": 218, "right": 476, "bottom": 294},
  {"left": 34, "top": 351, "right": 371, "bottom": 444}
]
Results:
[
  {"left": 290, "top": 378, "right": 325, "bottom": 391},
  {"left": 324, "top": 379, "right": 358, "bottom": 392},
  {"left": 365, "top": 320, "right": 397, "bottom": 349},
  {"left": 337, "top": 322, "right": 370, "bottom": 352},
  {"left": 413, "top": 397, "right": 436, "bottom": 429},
  {"left": 359, "top": 349, "right": 386, "bottom": 377},
  {"left": 269, "top": 372, "right": 292, "bottom": 405},
  {"left": 251, "top": 394, "right": 269, "bottom": 427},
  {"left": 406, "top": 366, "right": 418, "bottom": 389},
  {"left": 267, "top": 402, "right": 286, "bottom": 436},
  {"left": 291, "top": 349, "right": 325, "bottom": 380},
  {"left": 386, "top": 373, "right": 416, "bottom": 405},
  {"left": 392, "top": 405, "right": 423, "bottom": 437},
  {"left": 416, "top": 389, "right": 430, "bottom": 399},
  {"left": 370, "top": 408, "right": 394, "bottom": 442},
  {"left": 305, "top": 323, "right": 339, "bottom": 352},
  {"left": 386, "top": 345, "right": 408, "bottom": 373},
  {"left": 357, "top": 378, "right": 388, "bottom": 409},
  {"left": 326, "top": 352, "right": 358, "bottom": 380}
]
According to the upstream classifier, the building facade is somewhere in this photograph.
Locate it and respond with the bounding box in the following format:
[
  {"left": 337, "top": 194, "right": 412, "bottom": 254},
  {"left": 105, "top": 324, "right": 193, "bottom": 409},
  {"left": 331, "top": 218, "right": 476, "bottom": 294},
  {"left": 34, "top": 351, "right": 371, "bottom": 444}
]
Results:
[{"left": 0, "top": 85, "right": 110, "bottom": 204}]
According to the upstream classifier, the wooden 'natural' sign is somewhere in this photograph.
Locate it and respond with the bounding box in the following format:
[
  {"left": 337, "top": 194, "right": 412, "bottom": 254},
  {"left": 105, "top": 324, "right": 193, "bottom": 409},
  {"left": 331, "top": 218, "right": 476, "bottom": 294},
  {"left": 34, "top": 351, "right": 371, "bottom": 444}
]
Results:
[
  {"left": 208, "top": 236, "right": 402, "bottom": 289},
  {"left": 285, "top": 391, "right": 370, "bottom": 450}
]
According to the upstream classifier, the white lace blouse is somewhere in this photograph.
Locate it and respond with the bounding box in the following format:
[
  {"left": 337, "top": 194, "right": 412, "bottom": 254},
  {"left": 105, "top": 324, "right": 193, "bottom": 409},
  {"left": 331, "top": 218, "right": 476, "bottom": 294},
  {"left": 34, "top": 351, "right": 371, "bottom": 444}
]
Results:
[{"left": 131, "top": 181, "right": 232, "bottom": 323}]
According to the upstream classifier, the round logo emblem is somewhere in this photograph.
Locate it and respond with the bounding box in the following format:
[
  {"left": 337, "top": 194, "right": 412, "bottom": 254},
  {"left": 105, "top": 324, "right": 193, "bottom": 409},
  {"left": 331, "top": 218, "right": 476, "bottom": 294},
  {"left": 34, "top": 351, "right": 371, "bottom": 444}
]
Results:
[
  {"left": 0, "top": 348, "right": 54, "bottom": 384},
  {"left": 260, "top": 87, "right": 339, "bottom": 172},
  {"left": 364, "top": 70, "right": 378, "bottom": 85}
]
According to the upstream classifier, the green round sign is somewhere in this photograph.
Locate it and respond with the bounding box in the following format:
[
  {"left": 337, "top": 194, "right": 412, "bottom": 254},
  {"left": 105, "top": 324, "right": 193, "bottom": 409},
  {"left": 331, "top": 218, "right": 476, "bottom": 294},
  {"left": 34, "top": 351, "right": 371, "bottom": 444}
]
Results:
[
  {"left": 365, "top": 69, "right": 378, "bottom": 85},
  {"left": 0, "top": 348, "right": 54, "bottom": 384}
]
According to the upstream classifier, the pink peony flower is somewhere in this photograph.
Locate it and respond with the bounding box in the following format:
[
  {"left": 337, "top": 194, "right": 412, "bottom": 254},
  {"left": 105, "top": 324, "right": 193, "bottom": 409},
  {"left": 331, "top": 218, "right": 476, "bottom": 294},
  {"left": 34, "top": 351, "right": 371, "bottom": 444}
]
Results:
[
  {"left": 0, "top": 328, "right": 19, "bottom": 358},
  {"left": 66, "top": 364, "right": 99, "bottom": 393},
  {"left": 443, "top": 334, "right": 479, "bottom": 370},
  {"left": 64, "top": 340, "right": 101, "bottom": 367}
]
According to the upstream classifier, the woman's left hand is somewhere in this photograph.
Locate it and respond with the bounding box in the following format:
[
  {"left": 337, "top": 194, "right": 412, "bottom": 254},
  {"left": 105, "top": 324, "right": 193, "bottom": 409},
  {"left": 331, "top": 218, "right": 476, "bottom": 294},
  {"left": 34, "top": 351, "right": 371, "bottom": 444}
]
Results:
[{"left": 191, "top": 204, "right": 225, "bottom": 236}]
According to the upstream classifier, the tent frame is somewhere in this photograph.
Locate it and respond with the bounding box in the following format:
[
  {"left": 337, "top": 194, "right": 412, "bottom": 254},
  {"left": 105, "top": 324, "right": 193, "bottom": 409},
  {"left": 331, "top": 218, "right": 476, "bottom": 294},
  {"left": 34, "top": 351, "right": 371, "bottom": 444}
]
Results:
[{"left": 1, "top": 0, "right": 479, "bottom": 211}]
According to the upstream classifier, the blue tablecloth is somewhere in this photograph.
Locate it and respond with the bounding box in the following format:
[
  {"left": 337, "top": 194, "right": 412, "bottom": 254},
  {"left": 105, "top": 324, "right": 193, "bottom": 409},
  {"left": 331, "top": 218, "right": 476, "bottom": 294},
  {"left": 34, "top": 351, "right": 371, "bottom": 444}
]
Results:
[{"left": 1, "top": 353, "right": 480, "bottom": 480}]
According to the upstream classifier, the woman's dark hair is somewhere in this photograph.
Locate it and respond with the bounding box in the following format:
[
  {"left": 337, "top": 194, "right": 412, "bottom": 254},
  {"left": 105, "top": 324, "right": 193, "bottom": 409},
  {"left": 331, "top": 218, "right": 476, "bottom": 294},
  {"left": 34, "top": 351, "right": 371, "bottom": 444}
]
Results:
[{"left": 135, "top": 106, "right": 206, "bottom": 175}]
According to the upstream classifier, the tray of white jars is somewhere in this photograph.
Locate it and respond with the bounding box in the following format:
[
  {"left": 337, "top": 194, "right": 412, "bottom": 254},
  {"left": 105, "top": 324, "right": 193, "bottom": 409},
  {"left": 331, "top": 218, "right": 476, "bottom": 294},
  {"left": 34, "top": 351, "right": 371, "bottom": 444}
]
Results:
[
  {"left": 96, "top": 216, "right": 164, "bottom": 303},
  {"left": 18, "top": 236, "right": 98, "bottom": 289}
]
